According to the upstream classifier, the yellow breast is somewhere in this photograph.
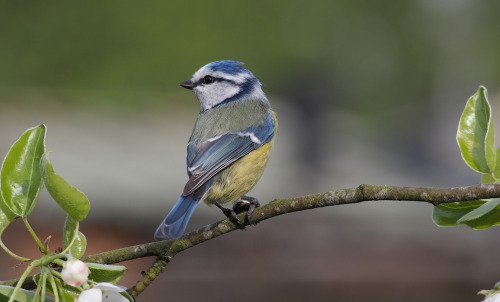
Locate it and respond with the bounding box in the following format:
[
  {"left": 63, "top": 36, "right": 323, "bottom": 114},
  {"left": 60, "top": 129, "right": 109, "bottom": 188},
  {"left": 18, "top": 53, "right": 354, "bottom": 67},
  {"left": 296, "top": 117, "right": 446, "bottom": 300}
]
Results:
[{"left": 203, "top": 111, "right": 277, "bottom": 205}]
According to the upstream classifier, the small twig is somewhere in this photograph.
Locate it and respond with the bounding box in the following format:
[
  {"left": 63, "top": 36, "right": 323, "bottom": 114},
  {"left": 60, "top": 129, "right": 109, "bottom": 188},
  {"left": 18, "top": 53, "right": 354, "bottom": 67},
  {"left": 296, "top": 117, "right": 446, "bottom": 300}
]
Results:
[{"left": 128, "top": 256, "right": 171, "bottom": 299}]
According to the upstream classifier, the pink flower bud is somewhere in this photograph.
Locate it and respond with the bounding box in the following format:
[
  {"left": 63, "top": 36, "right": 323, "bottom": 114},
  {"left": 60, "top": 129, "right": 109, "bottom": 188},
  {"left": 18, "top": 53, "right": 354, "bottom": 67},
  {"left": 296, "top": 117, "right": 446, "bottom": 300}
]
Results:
[{"left": 61, "top": 259, "right": 90, "bottom": 287}]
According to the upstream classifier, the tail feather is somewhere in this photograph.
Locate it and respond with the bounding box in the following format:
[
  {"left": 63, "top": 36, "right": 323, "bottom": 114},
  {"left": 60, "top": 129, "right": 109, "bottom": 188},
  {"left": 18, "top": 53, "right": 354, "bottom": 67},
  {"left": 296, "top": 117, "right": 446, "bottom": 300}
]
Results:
[{"left": 155, "top": 194, "right": 199, "bottom": 240}]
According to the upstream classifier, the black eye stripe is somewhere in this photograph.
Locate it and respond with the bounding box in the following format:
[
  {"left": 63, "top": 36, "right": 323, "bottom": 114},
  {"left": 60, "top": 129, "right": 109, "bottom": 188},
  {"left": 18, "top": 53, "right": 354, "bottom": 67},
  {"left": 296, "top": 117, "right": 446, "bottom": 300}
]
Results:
[
  {"left": 196, "top": 74, "right": 245, "bottom": 88},
  {"left": 197, "top": 76, "right": 227, "bottom": 86}
]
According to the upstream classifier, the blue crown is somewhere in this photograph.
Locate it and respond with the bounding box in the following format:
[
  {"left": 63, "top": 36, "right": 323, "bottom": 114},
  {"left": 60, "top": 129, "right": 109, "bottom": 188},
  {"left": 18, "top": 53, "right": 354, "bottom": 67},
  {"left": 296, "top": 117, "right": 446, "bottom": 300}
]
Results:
[{"left": 207, "top": 60, "right": 250, "bottom": 76}]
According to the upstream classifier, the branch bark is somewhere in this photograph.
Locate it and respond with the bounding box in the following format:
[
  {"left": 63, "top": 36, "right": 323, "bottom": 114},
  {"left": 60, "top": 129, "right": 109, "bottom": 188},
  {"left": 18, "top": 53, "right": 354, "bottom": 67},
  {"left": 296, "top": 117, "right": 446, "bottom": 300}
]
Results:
[{"left": 3, "top": 183, "right": 499, "bottom": 299}]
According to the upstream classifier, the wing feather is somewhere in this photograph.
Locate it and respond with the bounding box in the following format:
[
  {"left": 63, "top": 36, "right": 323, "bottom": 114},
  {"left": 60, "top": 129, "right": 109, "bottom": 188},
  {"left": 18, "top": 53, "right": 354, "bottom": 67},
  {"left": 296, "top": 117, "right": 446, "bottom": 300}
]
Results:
[{"left": 183, "top": 111, "right": 275, "bottom": 196}]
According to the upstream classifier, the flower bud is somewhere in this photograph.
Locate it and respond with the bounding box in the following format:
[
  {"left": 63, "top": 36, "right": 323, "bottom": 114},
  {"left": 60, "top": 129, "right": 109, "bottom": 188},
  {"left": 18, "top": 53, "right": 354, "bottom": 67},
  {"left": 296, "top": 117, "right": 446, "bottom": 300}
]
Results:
[{"left": 61, "top": 258, "right": 90, "bottom": 287}]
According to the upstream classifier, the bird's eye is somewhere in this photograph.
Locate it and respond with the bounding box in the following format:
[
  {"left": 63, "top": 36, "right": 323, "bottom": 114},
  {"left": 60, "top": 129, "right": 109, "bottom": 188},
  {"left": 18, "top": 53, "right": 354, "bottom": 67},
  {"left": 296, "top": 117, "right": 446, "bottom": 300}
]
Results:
[{"left": 202, "top": 75, "right": 215, "bottom": 85}]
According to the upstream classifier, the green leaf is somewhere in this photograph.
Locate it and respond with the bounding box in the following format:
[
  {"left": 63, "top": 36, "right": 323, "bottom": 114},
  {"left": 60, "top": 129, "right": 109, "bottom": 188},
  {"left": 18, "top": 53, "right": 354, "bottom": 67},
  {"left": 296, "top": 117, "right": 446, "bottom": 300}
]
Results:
[
  {"left": 87, "top": 263, "right": 127, "bottom": 284},
  {"left": 0, "top": 194, "right": 15, "bottom": 235},
  {"left": 433, "top": 200, "right": 500, "bottom": 229},
  {"left": 40, "top": 152, "right": 90, "bottom": 221},
  {"left": 433, "top": 200, "right": 485, "bottom": 226},
  {"left": 62, "top": 214, "right": 76, "bottom": 249},
  {"left": 457, "top": 198, "right": 500, "bottom": 224},
  {"left": 457, "top": 86, "right": 496, "bottom": 173},
  {"left": 0, "top": 285, "right": 55, "bottom": 302},
  {"left": 69, "top": 232, "right": 86, "bottom": 258},
  {"left": 63, "top": 215, "right": 87, "bottom": 258},
  {"left": 0, "top": 125, "right": 46, "bottom": 216},
  {"left": 482, "top": 147, "right": 500, "bottom": 183},
  {"left": 482, "top": 173, "right": 496, "bottom": 184}
]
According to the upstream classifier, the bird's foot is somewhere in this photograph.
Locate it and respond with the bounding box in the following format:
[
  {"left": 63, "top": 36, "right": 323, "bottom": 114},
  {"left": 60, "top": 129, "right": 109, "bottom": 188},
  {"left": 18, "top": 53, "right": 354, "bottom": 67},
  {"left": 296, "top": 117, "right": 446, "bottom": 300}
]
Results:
[
  {"left": 215, "top": 202, "right": 246, "bottom": 230},
  {"left": 215, "top": 196, "right": 260, "bottom": 230},
  {"left": 233, "top": 195, "right": 260, "bottom": 226}
]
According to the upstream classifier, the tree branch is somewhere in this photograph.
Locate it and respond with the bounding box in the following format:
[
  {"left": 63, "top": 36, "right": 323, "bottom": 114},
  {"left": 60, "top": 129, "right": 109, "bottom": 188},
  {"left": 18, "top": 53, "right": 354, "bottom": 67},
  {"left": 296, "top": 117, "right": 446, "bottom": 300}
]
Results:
[
  {"left": 82, "top": 183, "right": 500, "bottom": 299},
  {"left": 3, "top": 183, "right": 499, "bottom": 298},
  {"left": 86, "top": 182, "right": 500, "bottom": 265}
]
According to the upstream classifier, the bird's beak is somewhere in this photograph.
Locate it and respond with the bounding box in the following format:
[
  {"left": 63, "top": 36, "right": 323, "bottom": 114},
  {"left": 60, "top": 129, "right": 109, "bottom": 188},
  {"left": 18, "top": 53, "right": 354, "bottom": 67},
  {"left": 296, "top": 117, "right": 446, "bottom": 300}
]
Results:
[{"left": 180, "top": 80, "right": 195, "bottom": 90}]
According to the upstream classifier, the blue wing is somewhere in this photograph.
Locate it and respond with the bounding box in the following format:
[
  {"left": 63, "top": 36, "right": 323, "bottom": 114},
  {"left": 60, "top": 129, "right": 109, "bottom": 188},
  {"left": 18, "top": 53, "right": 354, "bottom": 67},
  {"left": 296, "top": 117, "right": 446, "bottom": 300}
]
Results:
[{"left": 183, "top": 111, "right": 275, "bottom": 196}]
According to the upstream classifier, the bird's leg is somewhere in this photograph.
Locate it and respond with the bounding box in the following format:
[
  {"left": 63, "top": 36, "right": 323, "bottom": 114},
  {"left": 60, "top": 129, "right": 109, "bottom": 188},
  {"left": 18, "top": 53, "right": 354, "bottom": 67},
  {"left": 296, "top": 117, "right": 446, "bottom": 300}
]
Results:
[
  {"left": 233, "top": 195, "right": 260, "bottom": 225},
  {"left": 214, "top": 202, "right": 245, "bottom": 229}
]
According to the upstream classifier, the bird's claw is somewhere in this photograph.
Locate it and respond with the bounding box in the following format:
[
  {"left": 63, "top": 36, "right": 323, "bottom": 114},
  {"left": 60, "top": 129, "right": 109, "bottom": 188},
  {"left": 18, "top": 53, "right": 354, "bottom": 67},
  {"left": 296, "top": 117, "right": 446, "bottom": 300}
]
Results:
[
  {"left": 215, "top": 202, "right": 245, "bottom": 230},
  {"left": 233, "top": 196, "right": 260, "bottom": 226},
  {"left": 215, "top": 196, "right": 260, "bottom": 229}
]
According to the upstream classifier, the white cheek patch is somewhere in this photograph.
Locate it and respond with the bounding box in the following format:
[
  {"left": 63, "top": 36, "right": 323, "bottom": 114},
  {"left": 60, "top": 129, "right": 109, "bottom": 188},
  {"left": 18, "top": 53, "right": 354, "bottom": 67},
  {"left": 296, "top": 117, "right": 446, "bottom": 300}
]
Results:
[{"left": 195, "top": 81, "right": 241, "bottom": 111}]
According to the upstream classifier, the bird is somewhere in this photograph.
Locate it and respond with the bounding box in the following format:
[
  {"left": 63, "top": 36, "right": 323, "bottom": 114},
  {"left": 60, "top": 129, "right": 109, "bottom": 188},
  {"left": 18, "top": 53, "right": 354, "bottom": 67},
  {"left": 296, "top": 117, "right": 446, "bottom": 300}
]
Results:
[{"left": 154, "top": 60, "right": 277, "bottom": 240}]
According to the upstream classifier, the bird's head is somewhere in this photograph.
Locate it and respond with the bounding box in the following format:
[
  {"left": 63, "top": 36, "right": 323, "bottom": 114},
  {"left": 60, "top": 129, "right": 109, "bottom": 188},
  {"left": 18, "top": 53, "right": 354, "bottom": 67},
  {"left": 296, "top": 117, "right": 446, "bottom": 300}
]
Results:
[{"left": 180, "top": 60, "right": 269, "bottom": 112}]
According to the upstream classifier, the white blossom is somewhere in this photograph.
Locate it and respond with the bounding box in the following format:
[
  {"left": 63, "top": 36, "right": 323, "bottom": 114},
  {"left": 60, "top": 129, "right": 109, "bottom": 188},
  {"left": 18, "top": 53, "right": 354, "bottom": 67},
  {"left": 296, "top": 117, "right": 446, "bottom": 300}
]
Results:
[
  {"left": 76, "top": 288, "right": 102, "bottom": 302},
  {"left": 77, "top": 283, "right": 128, "bottom": 302},
  {"left": 483, "top": 291, "right": 500, "bottom": 302}
]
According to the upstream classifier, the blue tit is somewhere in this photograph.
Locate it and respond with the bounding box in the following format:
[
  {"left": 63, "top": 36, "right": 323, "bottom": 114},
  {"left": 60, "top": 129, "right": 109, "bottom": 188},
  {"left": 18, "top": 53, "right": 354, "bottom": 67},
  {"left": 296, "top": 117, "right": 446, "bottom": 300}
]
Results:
[{"left": 154, "top": 60, "right": 277, "bottom": 240}]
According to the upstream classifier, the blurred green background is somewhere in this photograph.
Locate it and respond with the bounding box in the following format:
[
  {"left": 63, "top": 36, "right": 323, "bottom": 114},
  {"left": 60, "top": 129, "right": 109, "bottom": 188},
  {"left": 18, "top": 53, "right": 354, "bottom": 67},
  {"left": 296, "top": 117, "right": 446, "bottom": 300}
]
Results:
[{"left": 2, "top": 1, "right": 500, "bottom": 301}]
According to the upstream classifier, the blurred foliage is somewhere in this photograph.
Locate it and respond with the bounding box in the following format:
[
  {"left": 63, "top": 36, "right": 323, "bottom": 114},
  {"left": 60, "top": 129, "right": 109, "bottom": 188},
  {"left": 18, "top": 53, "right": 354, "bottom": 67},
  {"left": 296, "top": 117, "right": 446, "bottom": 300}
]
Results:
[{"left": 1, "top": 0, "right": 500, "bottom": 114}]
